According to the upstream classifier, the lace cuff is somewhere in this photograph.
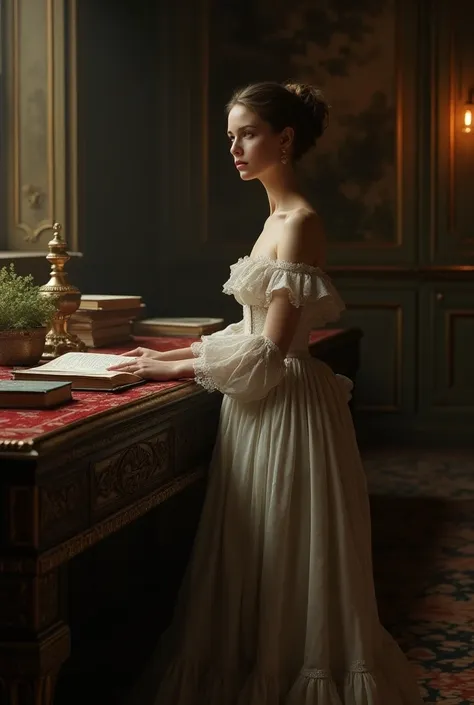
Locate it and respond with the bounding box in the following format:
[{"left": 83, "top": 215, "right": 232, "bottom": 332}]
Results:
[{"left": 191, "top": 333, "right": 284, "bottom": 402}]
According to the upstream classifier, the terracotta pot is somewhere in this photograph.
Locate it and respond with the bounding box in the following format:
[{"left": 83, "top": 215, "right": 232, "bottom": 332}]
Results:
[{"left": 0, "top": 328, "right": 47, "bottom": 366}]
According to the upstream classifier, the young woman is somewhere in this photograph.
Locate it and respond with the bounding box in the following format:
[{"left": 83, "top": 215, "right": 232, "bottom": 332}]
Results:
[{"left": 110, "top": 82, "right": 423, "bottom": 704}]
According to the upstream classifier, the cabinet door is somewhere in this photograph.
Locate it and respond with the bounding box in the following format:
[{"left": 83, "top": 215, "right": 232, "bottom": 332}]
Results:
[
  {"left": 336, "top": 284, "right": 417, "bottom": 414},
  {"left": 420, "top": 285, "right": 474, "bottom": 410}
]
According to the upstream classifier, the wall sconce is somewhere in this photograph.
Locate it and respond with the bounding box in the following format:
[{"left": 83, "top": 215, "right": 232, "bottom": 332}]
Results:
[{"left": 462, "top": 88, "right": 473, "bottom": 133}]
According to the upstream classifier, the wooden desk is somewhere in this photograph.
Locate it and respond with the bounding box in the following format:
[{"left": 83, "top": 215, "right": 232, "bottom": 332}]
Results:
[{"left": 0, "top": 328, "right": 362, "bottom": 705}]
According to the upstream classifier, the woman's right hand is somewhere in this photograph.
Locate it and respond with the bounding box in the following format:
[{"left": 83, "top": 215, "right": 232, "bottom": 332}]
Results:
[{"left": 120, "top": 346, "right": 163, "bottom": 360}]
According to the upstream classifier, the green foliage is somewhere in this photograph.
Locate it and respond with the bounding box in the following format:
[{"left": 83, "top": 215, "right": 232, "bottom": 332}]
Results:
[{"left": 0, "top": 264, "right": 57, "bottom": 330}]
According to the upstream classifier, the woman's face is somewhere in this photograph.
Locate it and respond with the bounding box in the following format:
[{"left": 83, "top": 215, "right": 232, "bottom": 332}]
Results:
[{"left": 227, "top": 104, "right": 283, "bottom": 181}]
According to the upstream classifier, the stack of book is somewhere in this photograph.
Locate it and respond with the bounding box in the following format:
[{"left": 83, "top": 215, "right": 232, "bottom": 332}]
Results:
[
  {"left": 69, "top": 295, "right": 145, "bottom": 348},
  {"left": 132, "top": 317, "right": 224, "bottom": 337}
]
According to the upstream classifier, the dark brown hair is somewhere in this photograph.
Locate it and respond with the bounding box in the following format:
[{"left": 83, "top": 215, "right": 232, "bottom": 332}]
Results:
[{"left": 226, "top": 81, "right": 329, "bottom": 161}]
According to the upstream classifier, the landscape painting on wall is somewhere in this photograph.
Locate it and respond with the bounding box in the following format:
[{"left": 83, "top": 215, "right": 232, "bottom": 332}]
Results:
[{"left": 208, "top": 0, "right": 397, "bottom": 247}]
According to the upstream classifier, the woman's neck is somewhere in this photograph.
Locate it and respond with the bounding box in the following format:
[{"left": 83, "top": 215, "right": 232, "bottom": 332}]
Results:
[{"left": 261, "top": 167, "right": 303, "bottom": 215}]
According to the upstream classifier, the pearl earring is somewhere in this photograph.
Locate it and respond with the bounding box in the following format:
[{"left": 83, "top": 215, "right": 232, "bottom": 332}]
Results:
[{"left": 281, "top": 149, "right": 288, "bottom": 165}]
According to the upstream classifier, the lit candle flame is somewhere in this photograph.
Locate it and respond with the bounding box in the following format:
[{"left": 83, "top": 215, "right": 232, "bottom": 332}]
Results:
[{"left": 463, "top": 107, "right": 472, "bottom": 133}]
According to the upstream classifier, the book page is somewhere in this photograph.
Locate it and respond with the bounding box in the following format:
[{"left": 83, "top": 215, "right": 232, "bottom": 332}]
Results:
[{"left": 38, "top": 353, "right": 137, "bottom": 374}]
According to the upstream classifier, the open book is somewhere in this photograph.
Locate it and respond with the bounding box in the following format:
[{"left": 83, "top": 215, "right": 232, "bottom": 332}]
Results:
[{"left": 13, "top": 352, "right": 145, "bottom": 392}]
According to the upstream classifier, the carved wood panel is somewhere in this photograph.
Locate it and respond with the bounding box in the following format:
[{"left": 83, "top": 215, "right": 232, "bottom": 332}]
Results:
[
  {"left": 39, "top": 468, "right": 88, "bottom": 547},
  {"left": 91, "top": 428, "right": 173, "bottom": 518}
]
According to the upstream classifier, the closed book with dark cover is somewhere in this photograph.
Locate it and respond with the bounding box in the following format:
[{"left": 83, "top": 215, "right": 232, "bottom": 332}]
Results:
[{"left": 0, "top": 380, "right": 73, "bottom": 408}]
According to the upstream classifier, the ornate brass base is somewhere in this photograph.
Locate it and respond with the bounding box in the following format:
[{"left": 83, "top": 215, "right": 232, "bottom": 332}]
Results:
[
  {"left": 41, "top": 329, "right": 87, "bottom": 360},
  {"left": 39, "top": 222, "right": 87, "bottom": 360}
]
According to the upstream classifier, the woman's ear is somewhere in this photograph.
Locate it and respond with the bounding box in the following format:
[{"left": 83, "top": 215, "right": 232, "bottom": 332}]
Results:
[{"left": 280, "top": 127, "right": 294, "bottom": 149}]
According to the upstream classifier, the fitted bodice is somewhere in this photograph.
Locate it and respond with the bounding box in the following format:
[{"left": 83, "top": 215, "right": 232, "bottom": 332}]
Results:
[
  {"left": 223, "top": 255, "right": 345, "bottom": 357},
  {"left": 243, "top": 305, "right": 316, "bottom": 357}
]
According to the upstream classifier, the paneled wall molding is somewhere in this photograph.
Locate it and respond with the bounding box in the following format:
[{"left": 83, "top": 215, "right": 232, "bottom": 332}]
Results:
[
  {"left": 420, "top": 284, "right": 474, "bottom": 412},
  {"left": 2, "top": 0, "right": 78, "bottom": 252},
  {"left": 421, "top": 0, "right": 474, "bottom": 264},
  {"left": 445, "top": 310, "right": 474, "bottom": 390},
  {"left": 347, "top": 303, "right": 403, "bottom": 412},
  {"left": 337, "top": 287, "right": 416, "bottom": 416}
]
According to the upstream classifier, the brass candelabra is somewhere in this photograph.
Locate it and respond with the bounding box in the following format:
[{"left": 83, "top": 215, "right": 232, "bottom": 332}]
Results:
[{"left": 40, "top": 222, "right": 87, "bottom": 359}]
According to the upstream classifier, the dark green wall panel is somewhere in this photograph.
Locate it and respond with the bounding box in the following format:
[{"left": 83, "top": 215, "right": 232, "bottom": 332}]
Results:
[
  {"left": 420, "top": 284, "right": 474, "bottom": 411},
  {"left": 337, "top": 285, "right": 416, "bottom": 413}
]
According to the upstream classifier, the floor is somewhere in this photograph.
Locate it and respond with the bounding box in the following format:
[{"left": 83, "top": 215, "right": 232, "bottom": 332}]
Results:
[{"left": 365, "top": 448, "right": 474, "bottom": 704}]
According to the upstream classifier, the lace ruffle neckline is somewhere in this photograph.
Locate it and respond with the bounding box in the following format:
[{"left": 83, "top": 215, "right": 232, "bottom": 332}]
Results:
[
  {"left": 242, "top": 255, "right": 324, "bottom": 275},
  {"left": 222, "top": 253, "right": 345, "bottom": 322}
]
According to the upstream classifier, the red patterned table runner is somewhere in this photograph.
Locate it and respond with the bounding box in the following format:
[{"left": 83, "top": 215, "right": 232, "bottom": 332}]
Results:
[{"left": 0, "top": 330, "right": 341, "bottom": 443}]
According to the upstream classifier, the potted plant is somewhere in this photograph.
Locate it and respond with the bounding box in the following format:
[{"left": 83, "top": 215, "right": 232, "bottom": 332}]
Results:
[{"left": 0, "top": 264, "right": 57, "bottom": 366}]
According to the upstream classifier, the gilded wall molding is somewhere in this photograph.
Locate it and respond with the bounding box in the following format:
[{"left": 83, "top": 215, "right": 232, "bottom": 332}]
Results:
[{"left": 4, "top": 0, "right": 78, "bottom": 251}]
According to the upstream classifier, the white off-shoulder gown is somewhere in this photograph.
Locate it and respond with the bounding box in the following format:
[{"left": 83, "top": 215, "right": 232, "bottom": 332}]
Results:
[{"left": 132, "top": 256, "right": 424, "bottom": 705}]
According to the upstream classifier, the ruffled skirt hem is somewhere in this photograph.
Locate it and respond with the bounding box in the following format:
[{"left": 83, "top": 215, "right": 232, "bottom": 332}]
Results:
[{"left": 154, "top": 655, "right": 423, "bottom": 705}]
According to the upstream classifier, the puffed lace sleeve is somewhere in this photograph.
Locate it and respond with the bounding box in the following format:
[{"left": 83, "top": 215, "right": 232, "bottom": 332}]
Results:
[
  {"left": 223, "top": 256, "right": 345, "bottom": 326},
  {"left": 191, "top": 334, "right": 284, "bottom": 402}
]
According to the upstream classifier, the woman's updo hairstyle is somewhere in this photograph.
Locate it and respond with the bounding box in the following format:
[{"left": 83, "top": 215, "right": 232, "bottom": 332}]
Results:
[{"left": 226, "top": 81, "right": 329, "bottom": 161}]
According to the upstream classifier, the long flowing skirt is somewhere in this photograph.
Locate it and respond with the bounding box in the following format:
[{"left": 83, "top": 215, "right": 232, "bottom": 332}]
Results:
[{"left": 130, "top": 358, "right": 424, "bottom": 705}]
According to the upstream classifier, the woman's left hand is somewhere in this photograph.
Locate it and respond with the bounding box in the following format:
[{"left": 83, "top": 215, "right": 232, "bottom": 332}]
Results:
[{"left": 107, "top": 358, "right": 178, "bottom": 381}]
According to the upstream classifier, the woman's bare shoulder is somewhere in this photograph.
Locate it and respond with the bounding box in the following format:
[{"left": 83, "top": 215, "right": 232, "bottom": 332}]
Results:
[
  {"left": 279, "top": 208, "right": 326, "bottom": 266},
  {"left": 284, "top": 205, "right": 321, "bottom": 227}
]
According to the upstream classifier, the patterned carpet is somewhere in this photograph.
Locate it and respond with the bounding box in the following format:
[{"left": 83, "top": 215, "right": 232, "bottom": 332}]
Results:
[{"left": 364, "top": 449, "right": 474, "bottom": 704}]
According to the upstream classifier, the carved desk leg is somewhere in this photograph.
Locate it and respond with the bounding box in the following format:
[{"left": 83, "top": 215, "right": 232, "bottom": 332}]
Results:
[{"left": 0, "top": 568, "right": 70, "bottom": 705}]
